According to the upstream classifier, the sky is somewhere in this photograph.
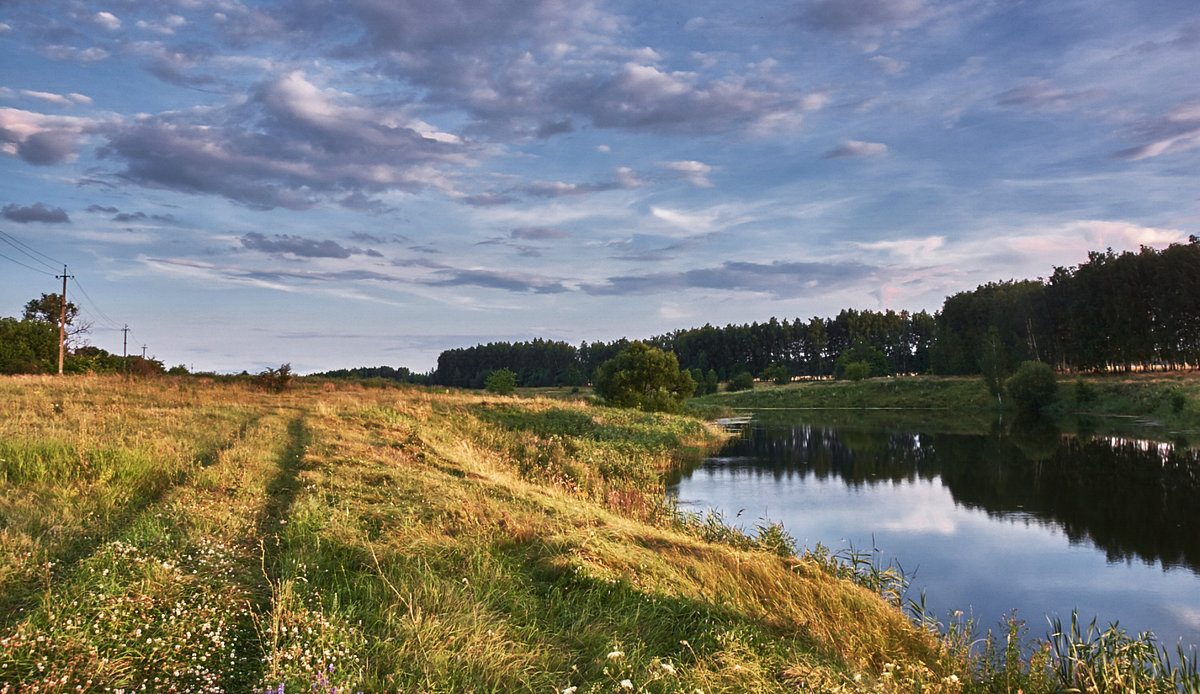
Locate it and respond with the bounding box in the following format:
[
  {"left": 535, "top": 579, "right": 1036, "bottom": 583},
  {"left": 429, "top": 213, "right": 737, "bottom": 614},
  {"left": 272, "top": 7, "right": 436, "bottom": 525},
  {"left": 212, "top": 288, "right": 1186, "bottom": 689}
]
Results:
[{"left": 2, "top": 0, "right": 1198, "bottom": 374}]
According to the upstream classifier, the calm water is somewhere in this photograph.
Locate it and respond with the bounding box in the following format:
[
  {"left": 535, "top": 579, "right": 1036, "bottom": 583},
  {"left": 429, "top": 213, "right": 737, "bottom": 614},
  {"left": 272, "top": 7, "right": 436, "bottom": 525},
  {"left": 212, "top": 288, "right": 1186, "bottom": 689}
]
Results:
[{"left": 667, "top": 413, "right": 1200, "bottom": 647}]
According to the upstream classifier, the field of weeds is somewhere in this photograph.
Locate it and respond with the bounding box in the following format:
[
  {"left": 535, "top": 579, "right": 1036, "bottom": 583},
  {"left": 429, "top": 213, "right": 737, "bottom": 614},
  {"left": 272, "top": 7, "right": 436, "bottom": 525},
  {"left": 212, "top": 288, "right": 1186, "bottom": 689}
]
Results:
[{"left": 1, "top": 375, "right": 1193, "bottom": 693}]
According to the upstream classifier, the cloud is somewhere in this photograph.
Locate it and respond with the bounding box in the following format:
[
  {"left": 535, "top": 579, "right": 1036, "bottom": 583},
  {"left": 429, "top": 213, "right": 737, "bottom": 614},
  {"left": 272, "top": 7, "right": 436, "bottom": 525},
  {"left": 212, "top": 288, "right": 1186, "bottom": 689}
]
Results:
[
  {"left": 797, "top": 0, "right": 936, "bottom": 35},
  {"left": 868, "top": 55, "right": 907, "bottom": 75},
  {"left": 1113, "top": 101, "right": 1200, "bottom": 160},
  {"left": 995, "top": 80, "right": 1107, "bottom": 112},
  {"left": 511, "top": 226, "right": 569, "bottom": 240},
  {"left": 424, "top": 268, "right": 570, "bottom": 294},
  {"left": 0, "top": 88, "right": 93, "bottom": 107},
  {"left": 578, "top": 63, "right": 816, "bottom": 135},
  {"left": 111, "top": 211, "right": 177, "bottom": 224},
  {"left": 2, "top": 202, "right": 71, "bottom": 224},
  {"left": 241, "top": 232, "right": 374, "bottom": 259},
  {"left": 664, "top": 160, "right": 714, "bottom": 187},
  {"left": 582, "top": 260, "right": 880, "bottom": 298},
  {"left": 822, "top": 140, "right": 889, "bottom": 159},
  {"left": 92, "top": 12, "right": 121, "bottom": 31},
  {"left": 0, "top": 108, "right": 93, "bottom": 165},
  {"left": 94, "top": 71, "right": 478, "bottom": 209}
]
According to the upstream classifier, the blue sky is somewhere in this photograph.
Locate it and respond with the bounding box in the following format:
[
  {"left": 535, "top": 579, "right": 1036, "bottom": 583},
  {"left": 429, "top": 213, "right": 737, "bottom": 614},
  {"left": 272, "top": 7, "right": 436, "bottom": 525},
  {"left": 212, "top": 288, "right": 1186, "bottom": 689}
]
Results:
[{"left": 2, "top": 0, "right": 1198, "bottom": 374}]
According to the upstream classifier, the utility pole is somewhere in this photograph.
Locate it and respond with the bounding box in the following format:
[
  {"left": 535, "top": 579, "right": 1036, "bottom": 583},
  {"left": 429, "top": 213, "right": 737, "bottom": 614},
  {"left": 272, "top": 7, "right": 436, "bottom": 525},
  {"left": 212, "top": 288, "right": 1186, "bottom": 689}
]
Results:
[
  {"left": 142, "top": 344, "right": 147, "bottom": 359},
  {"left": 56, "top": 265, "right": 74, "bottom": 375},
  {"left": 122, "top": 324, "right": 130, "bottom": 374}
]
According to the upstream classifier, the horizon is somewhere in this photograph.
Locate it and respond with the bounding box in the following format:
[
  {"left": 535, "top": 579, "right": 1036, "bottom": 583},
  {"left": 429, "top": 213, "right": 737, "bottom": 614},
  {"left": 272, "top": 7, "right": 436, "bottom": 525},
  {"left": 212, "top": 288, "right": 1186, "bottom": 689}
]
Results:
[{"left": 2, "top": 0, "right": 1198, "bottom": 374}]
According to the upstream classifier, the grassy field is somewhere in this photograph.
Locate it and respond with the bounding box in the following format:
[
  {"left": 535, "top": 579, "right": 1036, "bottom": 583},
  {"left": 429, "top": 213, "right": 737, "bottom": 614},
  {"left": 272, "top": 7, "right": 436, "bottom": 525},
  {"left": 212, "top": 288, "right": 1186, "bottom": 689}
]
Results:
[{"left": 1, "top": 375, "right": 1195, "bottom": 692}]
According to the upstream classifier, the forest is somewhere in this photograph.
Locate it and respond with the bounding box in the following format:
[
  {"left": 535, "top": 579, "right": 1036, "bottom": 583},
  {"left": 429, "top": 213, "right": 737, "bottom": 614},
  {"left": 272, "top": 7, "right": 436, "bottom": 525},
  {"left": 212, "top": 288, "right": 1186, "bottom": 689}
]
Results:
[{"left": 430, "top": 239, "right": 1200, "bottom": 388}]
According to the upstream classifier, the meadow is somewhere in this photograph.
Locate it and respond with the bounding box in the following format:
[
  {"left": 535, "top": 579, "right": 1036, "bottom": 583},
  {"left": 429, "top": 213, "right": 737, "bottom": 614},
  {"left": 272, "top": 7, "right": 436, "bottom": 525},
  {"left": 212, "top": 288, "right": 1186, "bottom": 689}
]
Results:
[{"left": 0, "top": 375, "right": 1195, "bottom": 692}]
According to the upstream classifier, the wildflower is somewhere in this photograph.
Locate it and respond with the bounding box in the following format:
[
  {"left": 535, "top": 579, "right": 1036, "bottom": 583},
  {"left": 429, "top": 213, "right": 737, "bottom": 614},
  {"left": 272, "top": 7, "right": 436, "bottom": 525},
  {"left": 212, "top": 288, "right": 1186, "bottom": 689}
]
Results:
[
  {"left": 562, "top": 687, "right": 577, "bottom": 694},
  {"left": 619, "top": 680, "right": 633, "bottom": 690},
  {"left": 607, "top": 650, "right": 624, "bottom": 660},
  {"left": 661, "top": 662, "right": 676, "bottom": 674}
]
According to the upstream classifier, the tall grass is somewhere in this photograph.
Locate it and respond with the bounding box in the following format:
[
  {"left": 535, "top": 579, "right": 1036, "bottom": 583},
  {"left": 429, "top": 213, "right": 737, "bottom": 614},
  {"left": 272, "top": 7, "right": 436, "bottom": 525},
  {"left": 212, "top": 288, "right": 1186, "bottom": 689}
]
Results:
[{"left": 0, "top": 375, "right": 1195, "bottom": 692}]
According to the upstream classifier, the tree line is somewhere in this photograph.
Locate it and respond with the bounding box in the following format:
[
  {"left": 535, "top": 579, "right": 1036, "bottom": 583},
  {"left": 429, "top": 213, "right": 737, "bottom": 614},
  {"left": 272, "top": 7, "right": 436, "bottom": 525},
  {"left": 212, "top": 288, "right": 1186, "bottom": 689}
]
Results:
[{"left": 429, "top": 239, "right": 1200, "bottom": 388}]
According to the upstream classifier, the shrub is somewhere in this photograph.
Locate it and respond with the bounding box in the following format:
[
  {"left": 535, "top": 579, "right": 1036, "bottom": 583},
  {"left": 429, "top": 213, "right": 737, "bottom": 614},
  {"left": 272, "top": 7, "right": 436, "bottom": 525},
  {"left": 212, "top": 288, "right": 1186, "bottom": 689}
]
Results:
[
  {"left": 1074, "top": 376, "right": 1095, "bottom": 406},
  {"left": 834, "top": 341, "right": 891, "bottom": 380},
  {"left": 726, "top": 371, "right": 755, "bottom": 392},
  {"left": 762, "top": 363, "right": 790, "bottom": 385},
  {"left": 484, "top": 368, "right": 517, "bottom": 395},
  {"left": 257, "top": 363, "right": 294, "bottom": 392},
  {"left": 842, "top": 361, "right": 871, "bottom": 381},
  {"left": 1168, "top": 386, "right": 1187, "bottom": 414},
  {"left": 1006, "top": 361, "right": 1057, "bottom": 413}
]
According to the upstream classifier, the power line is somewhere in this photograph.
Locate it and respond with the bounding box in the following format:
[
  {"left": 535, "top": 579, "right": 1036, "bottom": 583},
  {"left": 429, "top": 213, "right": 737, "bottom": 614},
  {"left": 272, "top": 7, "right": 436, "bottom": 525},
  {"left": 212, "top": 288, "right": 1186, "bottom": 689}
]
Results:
[
  {"left": 71, "top": 277, "right": 122, "bottom": 330},
  {"left": 0, "top": 229, "right": 61, "bottom": 272},
  {"left": 0, "top": 249, "right": 56, "bottom": 276},
  {"left": 0, "top": 229, "right": 62, "bottom": 266}
]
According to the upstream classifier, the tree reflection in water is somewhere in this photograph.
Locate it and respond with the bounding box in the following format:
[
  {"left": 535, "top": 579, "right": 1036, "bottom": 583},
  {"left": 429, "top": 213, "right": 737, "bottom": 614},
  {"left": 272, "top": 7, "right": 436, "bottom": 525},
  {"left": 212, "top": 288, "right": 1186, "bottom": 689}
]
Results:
[{"left": 700, "top": 418, "right": 1200, "bottom": 573}]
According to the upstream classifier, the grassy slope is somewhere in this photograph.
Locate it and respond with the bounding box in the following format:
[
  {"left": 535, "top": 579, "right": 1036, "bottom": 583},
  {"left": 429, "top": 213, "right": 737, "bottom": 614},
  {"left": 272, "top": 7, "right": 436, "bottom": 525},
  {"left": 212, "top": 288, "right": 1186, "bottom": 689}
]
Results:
[{"left": 1, "top": 375, "right": 958, "bottom": 693}]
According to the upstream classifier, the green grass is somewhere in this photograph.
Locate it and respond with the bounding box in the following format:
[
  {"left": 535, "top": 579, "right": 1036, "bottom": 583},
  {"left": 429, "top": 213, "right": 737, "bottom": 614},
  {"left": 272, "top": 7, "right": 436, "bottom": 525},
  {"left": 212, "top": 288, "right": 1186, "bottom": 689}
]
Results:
[
  {"left": 0, "top": 374, "right": 1195, "bottom": 692},
  {"left": 691, "top": 372, "right": 1200, "bottom": 436}
]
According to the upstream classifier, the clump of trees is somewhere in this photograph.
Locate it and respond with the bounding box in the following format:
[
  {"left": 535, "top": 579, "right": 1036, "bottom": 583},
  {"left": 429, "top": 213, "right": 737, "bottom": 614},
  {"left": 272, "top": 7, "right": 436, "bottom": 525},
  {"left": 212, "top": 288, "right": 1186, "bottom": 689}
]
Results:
[
  {"left": 0, "top": 293, "right": 164, "bottom": 375},
  {"left": 592, "top": 342, "right": 695, "bottom": 413}
]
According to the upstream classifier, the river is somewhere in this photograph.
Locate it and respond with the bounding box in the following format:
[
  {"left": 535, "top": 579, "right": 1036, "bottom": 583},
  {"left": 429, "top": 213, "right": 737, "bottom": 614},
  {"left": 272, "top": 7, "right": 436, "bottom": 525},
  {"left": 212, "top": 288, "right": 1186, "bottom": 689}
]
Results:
[{"left": 667, "top": 411, "right": 1200, "bottom": 648}]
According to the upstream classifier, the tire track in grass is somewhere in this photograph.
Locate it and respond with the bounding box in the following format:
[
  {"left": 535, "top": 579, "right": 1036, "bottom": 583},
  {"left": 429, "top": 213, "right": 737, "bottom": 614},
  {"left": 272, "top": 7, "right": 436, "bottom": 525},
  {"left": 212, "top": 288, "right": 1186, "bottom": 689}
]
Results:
[
  {"left": 245, "top": 413, "right": 312, "bottom": 688},
  {"left": 0, "top": 413, "right": 264, "bottom": 631}
]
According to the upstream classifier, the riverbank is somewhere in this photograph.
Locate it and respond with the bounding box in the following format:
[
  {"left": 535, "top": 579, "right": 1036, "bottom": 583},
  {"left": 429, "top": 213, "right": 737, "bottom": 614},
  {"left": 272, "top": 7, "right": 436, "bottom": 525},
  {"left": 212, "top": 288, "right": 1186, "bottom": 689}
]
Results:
[
  {"left": 691, "top": 372, "right": 1200, "bottom": 436},
  {"left": 1, "top": 375, "right": 961, "bottom": 692}
]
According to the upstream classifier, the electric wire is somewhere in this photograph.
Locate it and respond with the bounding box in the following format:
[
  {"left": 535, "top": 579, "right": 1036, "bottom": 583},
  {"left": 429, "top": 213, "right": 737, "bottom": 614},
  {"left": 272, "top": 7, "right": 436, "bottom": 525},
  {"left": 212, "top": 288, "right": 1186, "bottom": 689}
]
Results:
[
  {"left": 0, "top": 228, "right": 63, "bottom": 270},
  {"left": 0, "top": 250, "right": 57, "bottom": 276},
  {"left": 71, "top": 277, "right": 122, "bottom": 330}
]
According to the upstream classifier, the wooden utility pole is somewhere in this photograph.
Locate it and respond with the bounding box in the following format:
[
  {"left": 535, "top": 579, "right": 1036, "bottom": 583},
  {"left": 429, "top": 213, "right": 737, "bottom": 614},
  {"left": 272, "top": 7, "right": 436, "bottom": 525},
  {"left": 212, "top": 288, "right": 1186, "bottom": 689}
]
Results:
[
  {"left": 56, "top": 265, "right": 73, "bottom": 375},
  {"left": 122, "top": 324, "right": 130, "bottom": 374}
]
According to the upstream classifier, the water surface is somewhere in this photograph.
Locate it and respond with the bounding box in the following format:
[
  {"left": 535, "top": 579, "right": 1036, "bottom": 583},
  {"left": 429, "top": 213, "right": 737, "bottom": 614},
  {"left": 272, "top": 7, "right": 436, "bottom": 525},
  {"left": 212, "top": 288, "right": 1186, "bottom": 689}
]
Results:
[{"left": 668, "top": 413, "right": 1200, "bottom": 647}]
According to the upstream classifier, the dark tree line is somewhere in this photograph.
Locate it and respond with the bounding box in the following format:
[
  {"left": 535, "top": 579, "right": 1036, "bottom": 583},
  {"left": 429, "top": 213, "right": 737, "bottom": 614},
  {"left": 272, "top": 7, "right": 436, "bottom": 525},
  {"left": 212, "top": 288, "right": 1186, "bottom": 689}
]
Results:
[
  {"left": 936, "top": 238, "right": 1200, "bottom": 374},
  {"left": 434, "top": 339, "right": 586, "bottom": 388},
  {"left": 310, "top": 365, "right": 427, "bottom": 384},
  {"left": 428, "top": 239, "right": 1200, "bottom": 388}
]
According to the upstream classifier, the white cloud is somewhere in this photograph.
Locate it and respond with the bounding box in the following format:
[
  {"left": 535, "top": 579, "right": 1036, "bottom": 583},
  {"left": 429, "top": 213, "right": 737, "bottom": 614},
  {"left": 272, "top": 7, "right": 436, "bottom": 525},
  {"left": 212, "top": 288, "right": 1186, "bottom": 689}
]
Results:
[
  {"left": 93, "top": 11, "right": 121, "bottom": 31},
  {"left": 664, "top": 160, "right": 714, "bottom": 187}
]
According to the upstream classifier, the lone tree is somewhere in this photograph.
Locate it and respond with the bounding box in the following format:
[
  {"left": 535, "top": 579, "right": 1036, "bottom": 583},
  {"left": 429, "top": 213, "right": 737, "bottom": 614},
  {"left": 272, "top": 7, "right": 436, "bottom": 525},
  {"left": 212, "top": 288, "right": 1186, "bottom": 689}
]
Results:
[
  {"left": 593, "top": 341, "right": 695, "bottom": 413},
  {"left": 1006, "top": 361, "right": 1057, "bottom": 413},
  {"left": 484, "top": 367, "right": 517, "bottom": 395}
]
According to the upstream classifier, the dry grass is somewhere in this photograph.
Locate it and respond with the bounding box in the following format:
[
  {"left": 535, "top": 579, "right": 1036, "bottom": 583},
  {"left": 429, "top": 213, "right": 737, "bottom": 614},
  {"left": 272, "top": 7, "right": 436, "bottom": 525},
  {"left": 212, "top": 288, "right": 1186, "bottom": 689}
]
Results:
[{"left": 5, "top": 374, "right": 1187, "bottom": 692}]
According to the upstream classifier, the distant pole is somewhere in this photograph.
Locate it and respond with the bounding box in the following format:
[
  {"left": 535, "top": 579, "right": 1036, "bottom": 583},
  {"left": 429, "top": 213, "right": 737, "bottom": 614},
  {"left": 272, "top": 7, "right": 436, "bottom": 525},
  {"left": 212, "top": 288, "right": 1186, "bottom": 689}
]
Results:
[
  {"left": 56, "top": 265, "right": 74, "bottom": 375},
  {"left": 122, "top": 324, "right": 130, "bottom": 374},
  {"left": 142, "top": 344, "right": 147, "bottom": 359}
]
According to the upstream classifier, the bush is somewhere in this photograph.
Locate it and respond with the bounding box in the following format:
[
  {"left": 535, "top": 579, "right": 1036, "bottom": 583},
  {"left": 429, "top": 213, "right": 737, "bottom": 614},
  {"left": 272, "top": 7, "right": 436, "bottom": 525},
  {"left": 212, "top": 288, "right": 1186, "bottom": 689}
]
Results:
[
  {"left": 485, "top": 368, "right": 517, "bottom": 395},
  {"left": 762, "top": 363, "right": 790, "bottom": 385},
  {"left": 1074, "top": 376, "right": 1095, "bottom": 406},
  {"left": 257, "top": 363, "right": 294, "bottom": 393},
  {"left": 1168, "top": 386, "right": 1187, "bottom": 414},
  {"left": 842, "top": 361, "right": 871, "bottom": 381},
  {"left": 834, "top": 341, "right": 891, "bottom": 380},
  {"left": 726, "top": 371, "right": 755, "bottom": 392},
  {"left": 1006, "top": 361, "right": 1057, "bottom": 413}
]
